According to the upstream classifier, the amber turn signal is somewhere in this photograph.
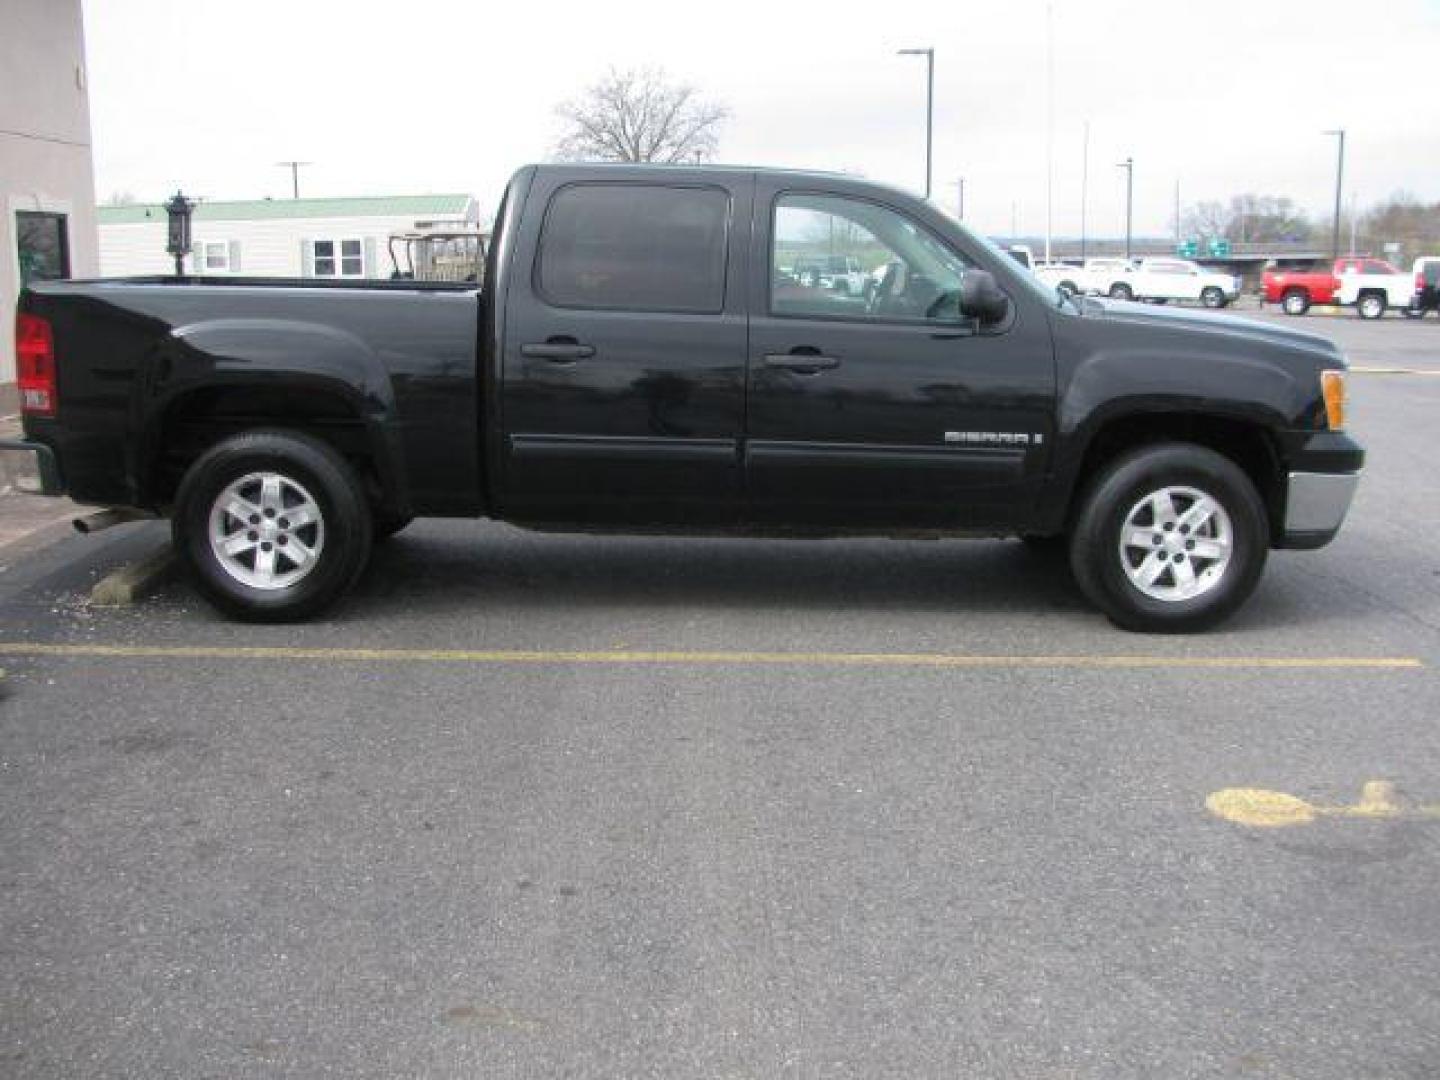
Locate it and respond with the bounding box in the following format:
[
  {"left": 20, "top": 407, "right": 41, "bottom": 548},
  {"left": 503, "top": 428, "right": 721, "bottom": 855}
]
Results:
[{"left": 1321, "top": 370, "right": 1346, "bottom": 431}]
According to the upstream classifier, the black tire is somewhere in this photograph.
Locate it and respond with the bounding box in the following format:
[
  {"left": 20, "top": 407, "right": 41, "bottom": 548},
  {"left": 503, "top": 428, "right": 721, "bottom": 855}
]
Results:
[
  {"left": 1068, "top": 443, "right": 1269, "bottom": 633},
  {"left": 1281, "top": 289, "right": 1311, "bottom": 316},
  {"left": 173, "top": 430, "right": 373, "bottom": 622},
  {"left": 1357, "top": 292, "right": 1386, "bottom": 320},
  {"left": 1109, "top": 283, "right": 1134, "bottom": 301},
  {"left": 374, "top": 512, "right": 414, "bottom": 540},
  {"left": 1059, "top": 280, "right": 1079, "bottom": 295},
  {"left": 1403, "top": 306, "right": 1424, "bottom": 319},
  {"left": 1200, "top": 286, "right": 1226, "bottom": 309}
]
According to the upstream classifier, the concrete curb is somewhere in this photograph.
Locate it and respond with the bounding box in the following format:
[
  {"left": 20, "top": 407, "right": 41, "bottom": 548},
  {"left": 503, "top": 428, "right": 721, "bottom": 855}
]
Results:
[{"left": 90, "top": 542, "right": 176, "bottom": 606}]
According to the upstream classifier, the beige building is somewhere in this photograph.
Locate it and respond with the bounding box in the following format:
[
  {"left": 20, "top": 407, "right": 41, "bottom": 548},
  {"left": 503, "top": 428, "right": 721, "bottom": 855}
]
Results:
[
  {"left": 99, "top": 195, "right": 481, "bottom": 280},
  {"left": 0, "top": 0, "right": 100, "bottom": 410}
]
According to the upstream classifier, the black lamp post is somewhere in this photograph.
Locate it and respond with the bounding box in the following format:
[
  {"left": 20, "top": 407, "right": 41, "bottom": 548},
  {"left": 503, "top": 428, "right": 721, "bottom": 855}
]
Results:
[
  {"left": 897, "top": 47, "right": 934, "bottom": 198},
  {"left": 1324, "top": 129, "right": 1345, "bottom": 262},
  {"left": 164, "top": 190, "right": 196, "bottom": 276},
  {"left": 1116, "top": 157, "right": 1134, "bottom": 260}
]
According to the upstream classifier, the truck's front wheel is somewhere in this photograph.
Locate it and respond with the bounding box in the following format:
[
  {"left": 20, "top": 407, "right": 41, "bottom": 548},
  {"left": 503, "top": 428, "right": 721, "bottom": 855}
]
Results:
[
  {"left": 1357, "top": 292, "right": 1386, "bottom": 320},
  {"left": 1069, "top": 443, "right": 1268, "bottom": 632},
  {"left": 173, "top": 431, "right": 373, "bottom": 621},
  {"left": 1281, "top": 289, "right": 1310, "bottom": 316}
]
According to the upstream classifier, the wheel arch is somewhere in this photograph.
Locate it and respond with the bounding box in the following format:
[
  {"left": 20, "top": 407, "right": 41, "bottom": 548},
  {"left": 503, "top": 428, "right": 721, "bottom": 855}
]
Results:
[
  {"left": 1052, "top": 409, "right": 1287, "bottom": 543},
  {"left": 137, "top": 318, "right": 407, "bottom": 514},
  {"left": 141, "top": 379, "right": 406, "bottom": 515}
]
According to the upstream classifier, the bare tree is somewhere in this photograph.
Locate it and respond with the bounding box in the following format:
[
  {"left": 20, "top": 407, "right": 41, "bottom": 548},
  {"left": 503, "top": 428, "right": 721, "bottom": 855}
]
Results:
[
  {"left": 1183, "top": 194, "right": 1314, "bottom": 244},
  {"left": 554, "top": 67, "right": 728, "bottom": 164}
]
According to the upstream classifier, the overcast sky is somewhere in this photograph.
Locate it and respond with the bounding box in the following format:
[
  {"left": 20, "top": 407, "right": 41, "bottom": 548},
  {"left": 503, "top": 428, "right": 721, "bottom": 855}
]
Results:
[{"left": 82, "top": 0, "right": 1440, "bottom": 238}]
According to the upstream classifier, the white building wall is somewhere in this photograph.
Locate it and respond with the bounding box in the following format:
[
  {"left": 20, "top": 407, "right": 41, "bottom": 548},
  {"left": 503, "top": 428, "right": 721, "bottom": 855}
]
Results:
[
  {"left": 100, "top": 212, "right": 475, "bottom": 279},
  {"left": 0, "top": 0, "right": 99, "bottom": 399}
]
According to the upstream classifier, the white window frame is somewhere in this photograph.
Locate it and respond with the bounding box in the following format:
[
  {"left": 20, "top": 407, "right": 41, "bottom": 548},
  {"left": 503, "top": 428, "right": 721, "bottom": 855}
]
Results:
[
  {"left": 196, "top": 239, "right": 232, "bottom": 273},
  {"left": 312, "top": 238, "right": 365, "bottom": 278}
]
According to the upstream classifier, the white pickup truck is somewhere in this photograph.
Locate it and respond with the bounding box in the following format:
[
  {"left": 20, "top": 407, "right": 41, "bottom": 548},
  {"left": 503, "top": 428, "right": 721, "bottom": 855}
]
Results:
[
  {"left": 1088, "top": 257, "right": 1240, "bottom": 308},
  {"left": 1334, "top": 258, "right": 1413, "bottom": 319}
]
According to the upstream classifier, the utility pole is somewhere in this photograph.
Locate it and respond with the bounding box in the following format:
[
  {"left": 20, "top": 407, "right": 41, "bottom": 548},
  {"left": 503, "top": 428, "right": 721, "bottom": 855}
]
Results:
[
  {"left": 897, "top": 48, "right": 934, "bottom": 198},
  {"left": 276, "top": 160, "right": 312, "bottom": 199},
  {"left": 1079, "top": 121, "right": 1090, "bottom": 262},
  {"left": 1174, "top": 179, "right": 1181, "bottom": 247},
  {"left": 1044, "top": 2, "right": 1054, "bottom": 264},
  {"left": 1324, "top": 129, "right": 1345, "bottom": 261},
  {"left": 1117, "top": 156, "right": 1134, "bottom": 260}
]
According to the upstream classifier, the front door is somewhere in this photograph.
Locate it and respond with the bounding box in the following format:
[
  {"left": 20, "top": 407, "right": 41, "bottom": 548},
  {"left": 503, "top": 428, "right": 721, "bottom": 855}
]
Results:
[
  {"left": 745, "top": 185, "right": 1055, "bottom": 528},
  {"left": 499, "top": 174, "right": 750, "bottom": 525}
]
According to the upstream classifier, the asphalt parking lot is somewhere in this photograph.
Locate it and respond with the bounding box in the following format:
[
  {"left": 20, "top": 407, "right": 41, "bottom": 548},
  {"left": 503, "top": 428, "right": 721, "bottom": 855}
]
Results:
[{"left": 1, "top": 307, "right": 1438, "bottom": 1078}]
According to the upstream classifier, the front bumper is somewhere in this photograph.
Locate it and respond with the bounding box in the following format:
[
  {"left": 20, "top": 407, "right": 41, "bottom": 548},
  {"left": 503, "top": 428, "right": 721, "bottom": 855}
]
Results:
[
  {"left": 0, "top": 438, "right": 65, "bottom": 497},
  {"left": 1281, "top": 470, "right": 1360, "bottom": 549}
]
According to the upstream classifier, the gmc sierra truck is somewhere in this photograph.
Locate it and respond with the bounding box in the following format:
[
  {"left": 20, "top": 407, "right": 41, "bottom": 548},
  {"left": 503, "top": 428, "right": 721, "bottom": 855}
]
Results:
[{"left": 3, "top": 164, "right": 1363, "bottom": 631}]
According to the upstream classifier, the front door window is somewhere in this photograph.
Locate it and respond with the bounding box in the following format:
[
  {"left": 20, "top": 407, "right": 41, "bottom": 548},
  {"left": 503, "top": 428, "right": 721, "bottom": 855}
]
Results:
[{"left": 771, "top": 194, "right": 971, "bottom": 323}]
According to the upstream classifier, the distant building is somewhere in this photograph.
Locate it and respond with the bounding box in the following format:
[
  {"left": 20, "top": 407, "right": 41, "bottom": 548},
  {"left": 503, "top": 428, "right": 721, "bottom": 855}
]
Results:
[
  {"left": 1, "top": 0, "right": 100, "bottom": 409},
  {"left": 98, "top": 194, "right": 482, "bottom": 279}
]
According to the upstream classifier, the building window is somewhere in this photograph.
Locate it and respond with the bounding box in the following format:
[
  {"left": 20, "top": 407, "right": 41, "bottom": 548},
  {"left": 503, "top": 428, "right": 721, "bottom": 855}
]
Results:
[
  {"left": 314, "top": 239, "right": 364, "bottom": 277},
  {"left": 16, "top": 211, "right": 71, "bottom": 287},
  {"left": 198, "top": 240, "right": 232, "bottom": 272}
]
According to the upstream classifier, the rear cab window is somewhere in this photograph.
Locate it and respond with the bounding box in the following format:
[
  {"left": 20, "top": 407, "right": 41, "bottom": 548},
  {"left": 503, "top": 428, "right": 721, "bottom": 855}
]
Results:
[{"left": 536, "top": 183, "right": 729, "bottom": 313}]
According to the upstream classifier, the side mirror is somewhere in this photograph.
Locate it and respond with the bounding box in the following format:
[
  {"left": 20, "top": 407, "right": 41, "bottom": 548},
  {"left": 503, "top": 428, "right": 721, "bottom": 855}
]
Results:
[{"left": 960, "top": 269, "right": 1010, "bottom": 325}]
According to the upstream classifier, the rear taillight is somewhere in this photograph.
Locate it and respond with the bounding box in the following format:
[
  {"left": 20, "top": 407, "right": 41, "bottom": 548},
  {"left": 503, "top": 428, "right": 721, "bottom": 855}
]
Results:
[
  {"left": 16, "top": 312, "right": 56, "bottom": 418},
  {"left": 1418, "top": 272, "right": 1426, "bottom": 293}
]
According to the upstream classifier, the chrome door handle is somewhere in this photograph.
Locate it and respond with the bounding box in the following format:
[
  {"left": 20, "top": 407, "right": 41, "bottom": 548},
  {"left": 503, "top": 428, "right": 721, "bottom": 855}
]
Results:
[
  {"left": 521, "top": 342, "right": 596, "bottom": 361},
  {"left": 763, "top": 353, "right": 840, "bottom": 372}
]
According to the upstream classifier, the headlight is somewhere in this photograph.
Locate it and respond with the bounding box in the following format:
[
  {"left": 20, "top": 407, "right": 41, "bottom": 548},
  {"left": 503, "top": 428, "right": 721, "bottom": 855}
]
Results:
[{"left": 1321, "top": 370, "right": 1346, "bottom": 430}]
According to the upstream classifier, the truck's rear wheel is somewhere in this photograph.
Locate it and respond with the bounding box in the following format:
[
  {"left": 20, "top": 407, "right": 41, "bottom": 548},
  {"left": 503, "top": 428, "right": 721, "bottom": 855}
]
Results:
[
  {"left": 1200, "top": 286, "right": 1227, "bottom": 308},
  {"left": 174, "top": 431, "right": 373, "bottom": 621},
  {"left": 1281, "top": 289, "right": 1310, "bottom": 316},
  {"left": 1108, "top": 283, "right": 1134, "bottom": 301},
  {"left": 1357, "top": 292, "right": 1386, "bottom": 319},
  {"left": 1069, "top": 443, "right": 1268, "bottom": 633}
]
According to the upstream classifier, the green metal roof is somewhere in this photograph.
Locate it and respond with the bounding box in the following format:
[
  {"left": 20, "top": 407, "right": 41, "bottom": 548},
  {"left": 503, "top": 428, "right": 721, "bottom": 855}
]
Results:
[{"left": 98, "top": 194, "right": 474, "bottom": 224}]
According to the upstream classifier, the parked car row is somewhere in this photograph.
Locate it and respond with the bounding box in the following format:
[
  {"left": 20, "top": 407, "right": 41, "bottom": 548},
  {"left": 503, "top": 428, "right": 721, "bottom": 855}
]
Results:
[
  {"left": 1033, "top": 257, "right": 1240, "bottom": 308},
  {"left": 1261, "top": 256, "right": 1440, "bottom": 319}
]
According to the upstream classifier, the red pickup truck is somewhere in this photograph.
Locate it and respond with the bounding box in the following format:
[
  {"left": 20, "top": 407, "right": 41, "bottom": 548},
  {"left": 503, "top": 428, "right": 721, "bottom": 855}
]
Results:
[{"left": 1262, "top": 257, "right": 1396, "bottom": 316}]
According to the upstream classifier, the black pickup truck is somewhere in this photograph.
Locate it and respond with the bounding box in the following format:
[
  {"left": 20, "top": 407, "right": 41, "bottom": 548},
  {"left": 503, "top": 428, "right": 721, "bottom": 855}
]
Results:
[{"left": 6, "top": 164, "right": 1362, "bottom": 630}]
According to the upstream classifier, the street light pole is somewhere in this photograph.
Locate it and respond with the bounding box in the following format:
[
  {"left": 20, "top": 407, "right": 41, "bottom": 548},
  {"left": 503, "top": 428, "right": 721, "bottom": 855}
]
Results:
[
  {"left": 1080, "top": 120, "right": 1090, "bottom": 262},
  {"left": 898, "top": 48, "right": 934, "bottom": 198},
  {"left": 1117, "top": 156, "right": 1134, "bottom": 260},
  {"left": 1324, "top": 129, "right": 1345, "bottom": 262},
  {"left": 1044, "top": 1, "right": 1054, "bottom": 264}
]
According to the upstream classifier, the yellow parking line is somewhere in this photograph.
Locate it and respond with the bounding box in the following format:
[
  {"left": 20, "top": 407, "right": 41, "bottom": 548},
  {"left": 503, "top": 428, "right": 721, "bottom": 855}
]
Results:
[
  {"left": 0, "top": 642, "right": 1422, "bottom": 670},
  {"left": 1208, "top": 781, "right": 1440, "bottom": 828}
]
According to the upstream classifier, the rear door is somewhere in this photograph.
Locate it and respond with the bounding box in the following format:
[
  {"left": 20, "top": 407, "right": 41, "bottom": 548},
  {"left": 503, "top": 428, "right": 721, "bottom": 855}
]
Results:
[
  {"left": 744, "top": 181, "right": 1055, "bottom": 528},
  {"left": 498, "top": 172, "right": 751, "bottom": 524}
]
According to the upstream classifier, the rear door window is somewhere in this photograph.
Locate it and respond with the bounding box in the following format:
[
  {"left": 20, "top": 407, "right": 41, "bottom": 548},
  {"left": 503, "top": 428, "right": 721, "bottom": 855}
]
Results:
[{"left": 537, "top": 184, "right": 729, "bottom": 313}]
